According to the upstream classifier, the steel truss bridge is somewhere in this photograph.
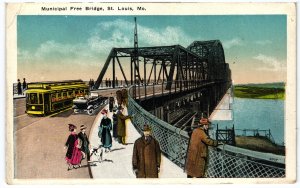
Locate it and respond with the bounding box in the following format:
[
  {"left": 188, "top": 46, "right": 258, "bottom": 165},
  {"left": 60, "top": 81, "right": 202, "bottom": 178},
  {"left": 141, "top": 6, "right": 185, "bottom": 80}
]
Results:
[{"left": 95, "top": 40, "right": 285, "bottom": 177}]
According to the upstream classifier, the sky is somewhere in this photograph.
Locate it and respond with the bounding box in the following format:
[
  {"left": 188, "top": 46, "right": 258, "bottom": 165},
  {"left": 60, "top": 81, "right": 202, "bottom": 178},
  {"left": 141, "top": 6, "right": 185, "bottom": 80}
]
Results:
[{"left": 17, "top": 15, "right": 287, "bottom": 84}]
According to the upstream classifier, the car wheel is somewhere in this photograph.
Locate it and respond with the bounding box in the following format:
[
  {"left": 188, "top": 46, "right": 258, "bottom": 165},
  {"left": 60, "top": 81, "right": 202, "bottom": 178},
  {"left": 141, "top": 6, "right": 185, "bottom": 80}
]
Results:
[{"left": 88, "top": 108, "right": 94, "bottom": 115}]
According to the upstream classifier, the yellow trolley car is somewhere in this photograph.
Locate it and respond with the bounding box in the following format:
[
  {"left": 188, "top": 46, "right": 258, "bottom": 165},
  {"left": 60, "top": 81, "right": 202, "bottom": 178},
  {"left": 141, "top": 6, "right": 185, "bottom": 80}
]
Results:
[{"left": 25, "top": 80, "right": 89, "bottom": 116}]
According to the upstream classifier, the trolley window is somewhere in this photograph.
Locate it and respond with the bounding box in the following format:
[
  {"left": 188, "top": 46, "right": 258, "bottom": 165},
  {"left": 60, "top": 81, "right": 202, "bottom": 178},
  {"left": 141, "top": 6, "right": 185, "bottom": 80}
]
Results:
[
  {"left": 68, "top": 91, "right": 73, "bottom": 97},
  {"left": 63, "top": 92, "right": 67, "bottom": 98},
  {"left": 39, "top": 94, "right": 43, "bottom": 104},
  {"left": 29, "top": 93, "right": 38, "bottom": 104},
  {"left": 51, "top": 93, "right": 56, "bottom": 102}
]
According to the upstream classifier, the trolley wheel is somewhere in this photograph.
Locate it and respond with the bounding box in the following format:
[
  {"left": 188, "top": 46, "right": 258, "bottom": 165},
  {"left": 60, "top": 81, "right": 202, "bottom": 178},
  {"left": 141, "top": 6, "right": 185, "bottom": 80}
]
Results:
[{"left": 88, "top": 108, "right": 94, "bottom": 115}]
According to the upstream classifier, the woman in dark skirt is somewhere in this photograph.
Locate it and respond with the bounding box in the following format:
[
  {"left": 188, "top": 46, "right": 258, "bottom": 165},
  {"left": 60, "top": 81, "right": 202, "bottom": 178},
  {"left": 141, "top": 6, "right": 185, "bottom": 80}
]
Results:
[
  {"left": 65, "top": 124, "right": 82, "bottom": 170},
  {"left": 112, "top": 106, "right": 118, "bottom": 141},
  {"left": 99, "top": 109, "right": 113, "bottom": 152}
]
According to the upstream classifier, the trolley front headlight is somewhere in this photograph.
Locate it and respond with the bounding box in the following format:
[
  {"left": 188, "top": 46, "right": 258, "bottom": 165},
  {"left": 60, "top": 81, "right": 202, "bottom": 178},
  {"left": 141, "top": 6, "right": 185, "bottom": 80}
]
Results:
[{"left": 31, "top": 106, "right": 35, "bottom": 110}]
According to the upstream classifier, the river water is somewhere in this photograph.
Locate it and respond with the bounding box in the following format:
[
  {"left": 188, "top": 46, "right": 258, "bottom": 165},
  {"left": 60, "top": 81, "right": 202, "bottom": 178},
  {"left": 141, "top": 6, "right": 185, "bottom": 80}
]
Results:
[{"left": 212, "top": 98, "right": 285, "bottom": 146}]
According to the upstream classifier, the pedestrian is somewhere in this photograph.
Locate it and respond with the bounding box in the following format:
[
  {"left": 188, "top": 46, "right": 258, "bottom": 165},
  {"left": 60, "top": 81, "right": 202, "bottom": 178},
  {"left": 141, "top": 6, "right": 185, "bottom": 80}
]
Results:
[
  {"left": 185, "top": 117, "right": 220, "bottom": 178},
  {"left": 132, "top": 124, "right": 161, "bottom": 178},
  {"left": 109, "top": 96, "right": 114, "bottom": 112},
  {"left": 17, "top": 79, "right": 22, "bottom": 95},
  {"left": 121, "top": 89, "right": 128, "bottom": 107},
  {"left": 112, "top": 106, "right": 118, "bottom": 141},
  {"left": 115, "top": 77, "right": 118, "bottom": 87},
  {"left": 89, "top": 79, "right": 92, "bottom": 90},
  {"left": 98, "top": 109, "right": 112, "bottom": 152},
  {"left": 105, "top": 78, "right": 108, "bottom": 87},
  {"left": 116, "top": 90, "right": 122, "bottom": 107},
  {"left": 64, "top": 124, "right": 82, "bottom": 170},
  {"left": 78, "top": 124, "right": 91, "bottom": 162},
  {"left": 91, "top": 79, "right": 95, "bottom": 90},
  {"left": 117, "top": 106, "right": 132, "bottom": 145},
  {"left": 108, "top": 78, "right": 111, "bottom": 88},
  {"left": 22, "top": 78, "right": 27, "bottom": 95}
]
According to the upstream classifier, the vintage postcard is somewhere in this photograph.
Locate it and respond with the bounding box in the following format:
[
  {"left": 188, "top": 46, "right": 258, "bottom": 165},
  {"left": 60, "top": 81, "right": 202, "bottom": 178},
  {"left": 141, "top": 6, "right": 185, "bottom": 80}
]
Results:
[{"left": 6, "top": 2, "right": 296, "bottom": 185}]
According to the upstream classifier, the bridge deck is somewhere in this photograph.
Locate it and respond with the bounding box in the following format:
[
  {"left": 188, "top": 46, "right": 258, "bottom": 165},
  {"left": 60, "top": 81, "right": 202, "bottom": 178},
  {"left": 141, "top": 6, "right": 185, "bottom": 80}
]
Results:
[{"left": 89, "top": 104, "right": 186, "bottom": 178}]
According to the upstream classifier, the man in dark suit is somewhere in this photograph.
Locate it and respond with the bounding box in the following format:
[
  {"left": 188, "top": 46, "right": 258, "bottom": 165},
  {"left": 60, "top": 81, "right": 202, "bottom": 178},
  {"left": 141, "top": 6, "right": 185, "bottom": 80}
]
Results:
[{"left": 78, "top": 125, "right": 91, "bottom": 162}]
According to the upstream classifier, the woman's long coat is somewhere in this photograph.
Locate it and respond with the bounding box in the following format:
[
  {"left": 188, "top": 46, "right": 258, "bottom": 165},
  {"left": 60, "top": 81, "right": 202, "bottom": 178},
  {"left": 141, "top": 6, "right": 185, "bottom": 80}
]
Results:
[
  {"left": 185, "top": 127, "right": 218, "bottom": 177},
  {"left": 65, "top": 133, "right": 77, "bottom": 159},
  {"left": 117, "top": 111, "right": 131, "bottom": 137},
  {"left": 65, "top": 133, "right": 82, "bottom": 165},
  {"left": 132, "top": 136, "right": 161, "bottom": 178},
  {"left": 112, "top": 113, "right": 118, "bottom": 138},
  {"left": 99, "top": 118, "right": 112, "bottom": 148}
]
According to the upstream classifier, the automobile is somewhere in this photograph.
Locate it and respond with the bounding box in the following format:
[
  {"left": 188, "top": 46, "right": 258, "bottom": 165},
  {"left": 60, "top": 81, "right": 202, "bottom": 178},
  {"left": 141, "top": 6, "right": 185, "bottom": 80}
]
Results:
[{"left": 72, "top": 93, "right": 108, "bottom": 115}]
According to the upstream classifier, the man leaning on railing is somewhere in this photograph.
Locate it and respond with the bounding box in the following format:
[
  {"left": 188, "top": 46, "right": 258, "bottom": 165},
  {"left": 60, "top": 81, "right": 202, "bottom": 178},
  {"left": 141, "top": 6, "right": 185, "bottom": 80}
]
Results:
[{"left": 185, "top": 117, "right": 223, "bottom": 178}]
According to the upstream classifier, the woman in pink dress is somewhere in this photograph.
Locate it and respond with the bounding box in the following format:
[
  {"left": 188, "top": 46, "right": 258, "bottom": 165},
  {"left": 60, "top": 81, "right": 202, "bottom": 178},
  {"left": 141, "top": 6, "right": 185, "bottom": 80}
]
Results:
[{"left": 65, "top": 124, "right": 82, "bottom": 170}]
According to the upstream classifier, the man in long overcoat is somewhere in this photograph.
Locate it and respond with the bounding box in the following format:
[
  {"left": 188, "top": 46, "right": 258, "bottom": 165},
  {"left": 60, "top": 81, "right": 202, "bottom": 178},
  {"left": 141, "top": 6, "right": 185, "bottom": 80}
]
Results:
[
  {"left": 132, "top": 125, "right": 161, "bottom": 178},
  {"left": 185, "top": 117, "right": 219, "bottom": 178},
  {"left": 117, "top": 106, "right": 132, "bottom": 145}
]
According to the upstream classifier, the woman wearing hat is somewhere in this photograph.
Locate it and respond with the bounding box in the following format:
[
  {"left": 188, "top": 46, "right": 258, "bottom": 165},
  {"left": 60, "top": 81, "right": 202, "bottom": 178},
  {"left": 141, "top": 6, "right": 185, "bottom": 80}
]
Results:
[
  {"left": 99, "top": 109, "right": 113, "bottom": 152},
  {"left": 185, "top": 118, "right": 219, "bottom": 178},
  {"left": 64, "top": 124, "right": 82, "bottom": 170},
  {"left": 117, "top": 106, "right": 132, "bottom": 145}
]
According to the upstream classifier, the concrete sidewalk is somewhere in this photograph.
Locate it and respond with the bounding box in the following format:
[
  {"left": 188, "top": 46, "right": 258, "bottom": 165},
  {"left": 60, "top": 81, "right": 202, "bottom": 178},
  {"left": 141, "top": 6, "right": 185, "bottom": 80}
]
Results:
[{"left": 89, "top": 104, "right": 186, "bottom": 178}]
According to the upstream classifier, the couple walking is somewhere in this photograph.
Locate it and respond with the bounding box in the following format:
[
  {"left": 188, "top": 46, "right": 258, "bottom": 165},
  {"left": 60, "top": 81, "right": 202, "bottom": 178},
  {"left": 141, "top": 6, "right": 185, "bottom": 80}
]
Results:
[{"left": 64, "top": 124, "right": 90, "bottom": 170}]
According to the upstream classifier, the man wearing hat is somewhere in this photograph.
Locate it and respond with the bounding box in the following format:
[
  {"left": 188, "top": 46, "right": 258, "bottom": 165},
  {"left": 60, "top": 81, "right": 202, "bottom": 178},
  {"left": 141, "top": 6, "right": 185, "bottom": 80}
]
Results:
[
  {"left": 185, "top": 117, "right": 219, "bottom": 178},
  {"left": 78, "top": 124, "right": 91, "bottom": 162},
  {"left": 132, "top": 124, "right": 161, "bottom": 178}
]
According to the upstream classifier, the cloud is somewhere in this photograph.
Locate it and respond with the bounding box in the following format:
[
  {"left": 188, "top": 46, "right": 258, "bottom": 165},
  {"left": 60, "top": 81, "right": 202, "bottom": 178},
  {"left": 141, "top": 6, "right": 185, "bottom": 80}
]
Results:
[
  {"left": 90, "top": 19, "right": 193, "bottom": 50},
  {"left": 222, "top": 38, "right": 243, "bottom": 49},
  {"left": 253, "top": 54, "right": 286, "bottom": 72},
  {"left": 254, "top": 40, "right": 272, "bottom": 45},
  {"left": 19, "top": 18, "right": 194, "bottom": 66}
]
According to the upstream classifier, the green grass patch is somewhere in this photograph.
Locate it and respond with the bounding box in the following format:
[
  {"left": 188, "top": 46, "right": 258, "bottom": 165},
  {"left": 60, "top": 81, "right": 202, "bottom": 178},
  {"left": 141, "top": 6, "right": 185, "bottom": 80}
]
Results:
[{"left": 234, "top": 84, "right": 285, "bottom": 100}]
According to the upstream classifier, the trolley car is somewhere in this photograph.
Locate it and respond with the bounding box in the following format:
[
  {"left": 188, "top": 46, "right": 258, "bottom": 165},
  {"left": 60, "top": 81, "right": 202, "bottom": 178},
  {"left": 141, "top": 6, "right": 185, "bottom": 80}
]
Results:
[{"left": 25, "top": 80, "right": 89, "bottom": 116}]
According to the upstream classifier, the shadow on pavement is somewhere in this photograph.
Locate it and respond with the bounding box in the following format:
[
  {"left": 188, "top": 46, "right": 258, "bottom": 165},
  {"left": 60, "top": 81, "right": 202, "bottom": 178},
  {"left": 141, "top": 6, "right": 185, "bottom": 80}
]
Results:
[
  {"left": 124, "top": 143, "right": 134, "bottom": 145},
  {"left": 89, "top": 159, "right": 114, "bottom": 165},
  {"left": 110, "top": 147, "right": 126, "bottom": 152}
]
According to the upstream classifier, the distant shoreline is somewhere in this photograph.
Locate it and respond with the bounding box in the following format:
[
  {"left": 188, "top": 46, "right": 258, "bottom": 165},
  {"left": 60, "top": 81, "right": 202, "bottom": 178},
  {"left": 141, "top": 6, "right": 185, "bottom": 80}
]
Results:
[{"left": 233, "top": 82, "right": 285, "bottom": 100}]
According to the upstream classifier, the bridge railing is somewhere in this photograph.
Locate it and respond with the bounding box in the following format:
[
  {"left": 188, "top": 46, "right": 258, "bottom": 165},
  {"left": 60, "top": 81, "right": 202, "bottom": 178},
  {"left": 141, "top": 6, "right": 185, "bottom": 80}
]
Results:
[
  {"left": 128, "top": 80, "right": 220, "bottom": 101},
  {"left": 128, "top": 90, "right": 190, "bottom": 168},
  {"left": 127, "top": 86, "right": 285, "bottom": 178}
]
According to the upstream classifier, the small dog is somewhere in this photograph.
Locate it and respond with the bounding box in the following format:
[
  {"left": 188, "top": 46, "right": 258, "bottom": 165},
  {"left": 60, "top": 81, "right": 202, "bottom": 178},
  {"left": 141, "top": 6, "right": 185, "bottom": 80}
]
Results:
[{"left": 90, "top": 145, "right": 104, "bottom": 162}]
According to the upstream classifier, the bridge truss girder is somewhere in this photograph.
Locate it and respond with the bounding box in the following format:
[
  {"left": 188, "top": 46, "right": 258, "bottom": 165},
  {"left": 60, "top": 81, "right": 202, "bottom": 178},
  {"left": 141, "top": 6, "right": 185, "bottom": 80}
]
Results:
[{"left": 94, "top": 40, "right": 231, "bottom": 102}]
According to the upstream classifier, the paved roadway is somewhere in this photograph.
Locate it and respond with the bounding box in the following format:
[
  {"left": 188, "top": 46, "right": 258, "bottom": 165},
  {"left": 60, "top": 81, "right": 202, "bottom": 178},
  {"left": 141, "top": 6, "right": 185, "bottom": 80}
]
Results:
[
  {"left": 88, "top": 103, "right": 186, "bottom": 178},
  {"left": 13, "top": 101, "right": 99, "bottom": 178},
  {"left": 12, "top": 88, "right": 123, "bottom": 179}
]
